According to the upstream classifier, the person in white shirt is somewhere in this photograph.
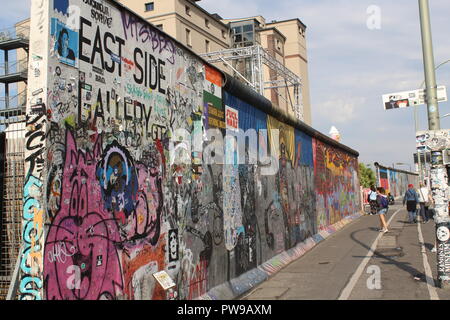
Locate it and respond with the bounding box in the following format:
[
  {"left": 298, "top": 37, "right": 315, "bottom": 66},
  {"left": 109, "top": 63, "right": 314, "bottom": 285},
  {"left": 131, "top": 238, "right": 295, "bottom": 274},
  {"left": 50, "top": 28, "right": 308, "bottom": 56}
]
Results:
[
  {"left": 368, "top": 185, "right": 378, "bottom": 215},
  {"left": 418, "top": 182, "right": 433, "bottom": 223}
]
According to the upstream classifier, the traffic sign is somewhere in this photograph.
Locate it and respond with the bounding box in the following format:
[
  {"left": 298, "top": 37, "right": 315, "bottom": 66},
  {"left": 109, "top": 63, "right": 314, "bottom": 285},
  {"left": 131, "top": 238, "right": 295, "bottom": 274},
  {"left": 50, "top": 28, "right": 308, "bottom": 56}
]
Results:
[{"left": 382, "top": 86, "right": 447, "bottom": 110}]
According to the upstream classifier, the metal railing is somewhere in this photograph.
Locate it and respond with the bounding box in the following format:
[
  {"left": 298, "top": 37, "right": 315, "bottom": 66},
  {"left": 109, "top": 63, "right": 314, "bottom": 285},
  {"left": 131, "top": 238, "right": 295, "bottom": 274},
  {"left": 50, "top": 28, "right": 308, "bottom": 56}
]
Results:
[
  {"left": 0, "top": 58, "right": 28, "bottom": 76},
  {"left": 0, "top": 90, "right": 27, "bottom": 109},
  {"left": 0, "top": 26, "right": 30, "bottom": 42}
]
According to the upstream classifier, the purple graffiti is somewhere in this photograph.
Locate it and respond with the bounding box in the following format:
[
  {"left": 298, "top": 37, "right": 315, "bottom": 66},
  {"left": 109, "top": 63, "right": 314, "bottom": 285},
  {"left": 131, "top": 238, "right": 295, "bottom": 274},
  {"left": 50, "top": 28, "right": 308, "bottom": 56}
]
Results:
[{"left": 120, "top": 11, "right": 175, "bottom": 64}]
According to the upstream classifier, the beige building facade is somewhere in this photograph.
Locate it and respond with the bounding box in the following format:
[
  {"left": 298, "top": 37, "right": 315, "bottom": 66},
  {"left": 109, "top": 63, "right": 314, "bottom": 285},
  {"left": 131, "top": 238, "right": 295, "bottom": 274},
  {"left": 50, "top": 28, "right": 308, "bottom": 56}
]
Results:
[
  {"left": 266, "top": 19, "right": 311, "bottom": 124},
  {"left": 117, "top": 0, "right": 230, "bottom": 54}
]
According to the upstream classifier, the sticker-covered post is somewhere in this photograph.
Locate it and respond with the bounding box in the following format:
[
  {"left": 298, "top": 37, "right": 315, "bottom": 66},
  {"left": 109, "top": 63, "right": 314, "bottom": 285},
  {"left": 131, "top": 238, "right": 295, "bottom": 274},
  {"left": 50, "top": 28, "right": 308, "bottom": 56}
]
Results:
[
  {"left": 417, "top": 130, "right": 450, "bottom": 287},
  {"left": 417, "top": 0, "right": 450, "bottom": 288},
  {"left": 19, "top": 0, "right": 51, "bottom": 300}
]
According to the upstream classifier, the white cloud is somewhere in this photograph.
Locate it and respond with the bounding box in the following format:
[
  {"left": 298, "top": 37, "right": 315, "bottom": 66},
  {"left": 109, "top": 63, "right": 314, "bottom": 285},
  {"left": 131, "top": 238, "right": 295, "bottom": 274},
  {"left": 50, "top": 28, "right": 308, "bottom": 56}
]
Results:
[{"left": 316, "top": 95, "right": 365, "bottom": 124}]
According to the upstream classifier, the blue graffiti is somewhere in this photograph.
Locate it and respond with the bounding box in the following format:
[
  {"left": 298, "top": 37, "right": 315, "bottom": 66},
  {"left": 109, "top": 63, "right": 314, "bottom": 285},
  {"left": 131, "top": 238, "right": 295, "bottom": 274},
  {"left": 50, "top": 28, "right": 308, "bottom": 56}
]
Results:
[
  {"left": 53, "top": 0, "right": 69, "bottom": 16},
  {"left": 19, "top": 174, "right": 43, "bottom": 300}
]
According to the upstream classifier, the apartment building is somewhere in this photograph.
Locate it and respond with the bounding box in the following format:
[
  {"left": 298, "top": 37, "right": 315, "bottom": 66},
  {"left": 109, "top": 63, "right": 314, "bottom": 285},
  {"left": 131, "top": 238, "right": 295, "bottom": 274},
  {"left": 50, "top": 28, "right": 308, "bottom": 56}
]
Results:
[
  {"left": 117, "top": 0, "right": 231, "bottom": 54},
  {"left": 265, "top": 18, "right": 311, "bottom": 125}
]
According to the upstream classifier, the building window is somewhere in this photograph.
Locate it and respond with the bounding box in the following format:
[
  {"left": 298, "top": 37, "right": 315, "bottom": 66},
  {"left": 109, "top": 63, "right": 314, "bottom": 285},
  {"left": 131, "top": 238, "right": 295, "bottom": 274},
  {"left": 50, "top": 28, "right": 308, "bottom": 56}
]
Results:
[
  {"left": 205, "top": 19, "right": 210, "bottom": 28},
  {"left": 145, "top": 2, "right": 154, "bottom": 12},
  {"left": 156, "top": 24, "right": 163, "bottom": 31},
  {"left": 231, "top": 22, "right": 254, "bottom": 47},
  {"left": 186, "top": 28, "right": 191, "bottom": 47},
  {"left": 276, "top": 39, "right": 282, "bottom": 51},
  {"left": 299, "top": 27, "right": 305, "bottom": 37},
  {"left": 205, "top": 40, "right": 210, "bottom": 53},
  {"left": 185, "top": 6, "right": 191, "bottom": 16}
]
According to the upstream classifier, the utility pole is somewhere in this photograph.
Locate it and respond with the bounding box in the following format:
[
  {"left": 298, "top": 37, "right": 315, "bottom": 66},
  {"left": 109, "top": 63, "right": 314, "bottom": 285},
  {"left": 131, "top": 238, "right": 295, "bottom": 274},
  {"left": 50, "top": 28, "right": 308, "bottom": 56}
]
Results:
[
  {"left": 419, "top": 0, "right": 440, "bottom": 130},
  {"left": 418, "top": 0, "right": 450, "bottom": 289}
]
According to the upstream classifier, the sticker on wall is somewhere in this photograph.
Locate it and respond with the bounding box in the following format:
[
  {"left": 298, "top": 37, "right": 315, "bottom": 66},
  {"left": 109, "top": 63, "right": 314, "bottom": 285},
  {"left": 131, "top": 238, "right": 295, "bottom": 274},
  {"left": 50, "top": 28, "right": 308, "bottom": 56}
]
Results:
[
  {"left": 51, "top": 18, "right": 79, "bottom": 68},
  {"left": 225, "top": 106, "right": 239, "bottom": 132},
  {"left": 204, "top": 65, "right": 225, "bottom": 129},
  {"left": 168, "top": 229, "right": 179, "bottom": 262}
]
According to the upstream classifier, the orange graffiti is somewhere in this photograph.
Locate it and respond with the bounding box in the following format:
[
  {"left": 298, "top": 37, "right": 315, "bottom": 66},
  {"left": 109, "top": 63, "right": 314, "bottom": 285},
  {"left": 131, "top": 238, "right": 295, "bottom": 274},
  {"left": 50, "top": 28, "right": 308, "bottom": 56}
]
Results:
[{"left": 122, "top": 234, "right": 166, "bottom": 300}]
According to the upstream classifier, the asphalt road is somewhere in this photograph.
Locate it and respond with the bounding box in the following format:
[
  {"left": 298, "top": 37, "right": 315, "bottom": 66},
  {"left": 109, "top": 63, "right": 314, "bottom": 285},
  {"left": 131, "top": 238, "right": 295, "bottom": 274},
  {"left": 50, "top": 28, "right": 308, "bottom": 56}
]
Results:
[{"left": 240, "top": 203, "right": 450, "bottom": 300}]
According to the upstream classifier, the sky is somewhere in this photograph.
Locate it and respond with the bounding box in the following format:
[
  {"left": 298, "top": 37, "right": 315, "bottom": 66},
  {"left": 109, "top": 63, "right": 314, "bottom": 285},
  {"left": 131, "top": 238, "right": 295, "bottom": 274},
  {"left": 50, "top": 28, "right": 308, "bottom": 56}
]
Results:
[{"left": 1, "top": 0, "right": 450, "bottom": 171}]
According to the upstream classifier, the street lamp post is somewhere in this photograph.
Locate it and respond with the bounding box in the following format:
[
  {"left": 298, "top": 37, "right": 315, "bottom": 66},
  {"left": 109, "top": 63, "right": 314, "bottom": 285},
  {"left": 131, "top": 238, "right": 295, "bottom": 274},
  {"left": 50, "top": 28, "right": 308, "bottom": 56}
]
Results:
[{"left": 418, "top": 0, "right": 450, "bottom": 289}]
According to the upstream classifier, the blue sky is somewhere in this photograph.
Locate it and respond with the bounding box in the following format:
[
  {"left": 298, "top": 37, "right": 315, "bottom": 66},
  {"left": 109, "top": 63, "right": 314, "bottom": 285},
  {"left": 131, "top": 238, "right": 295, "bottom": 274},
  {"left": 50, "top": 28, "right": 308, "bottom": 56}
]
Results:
[{"left": 1, "top": 0, "right": 450, "bottom": 170}]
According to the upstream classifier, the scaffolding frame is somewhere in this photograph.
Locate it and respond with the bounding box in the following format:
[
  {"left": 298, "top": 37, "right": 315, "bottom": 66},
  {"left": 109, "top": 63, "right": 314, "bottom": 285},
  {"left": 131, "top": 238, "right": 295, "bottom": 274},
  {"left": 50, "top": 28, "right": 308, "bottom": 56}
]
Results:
[
  {"left": 200, "top": 45, "right": 304, "bottom": 121},
  {"left": 0, "top": 124, "right": 25, "bottom": 300},
  {"left": 0, "top": 24, "right": 28, "bottom": 300}
]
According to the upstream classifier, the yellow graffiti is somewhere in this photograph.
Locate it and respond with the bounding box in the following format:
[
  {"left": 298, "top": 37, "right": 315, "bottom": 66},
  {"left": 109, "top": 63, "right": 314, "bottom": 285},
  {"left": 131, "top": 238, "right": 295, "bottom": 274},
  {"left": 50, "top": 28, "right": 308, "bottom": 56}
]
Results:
[{"left": 29, "top": 208, "right": 44, "bottom": 264}]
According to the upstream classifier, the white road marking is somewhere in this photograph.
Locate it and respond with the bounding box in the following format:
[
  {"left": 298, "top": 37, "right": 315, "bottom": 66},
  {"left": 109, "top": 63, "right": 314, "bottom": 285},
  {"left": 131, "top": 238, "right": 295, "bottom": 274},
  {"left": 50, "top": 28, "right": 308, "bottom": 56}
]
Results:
[
  {"left": 338, "top": 208, "right": 402, "bottom": 300},
  {"left": 417, "top": 221, "right": 440, "bottom": 300}
]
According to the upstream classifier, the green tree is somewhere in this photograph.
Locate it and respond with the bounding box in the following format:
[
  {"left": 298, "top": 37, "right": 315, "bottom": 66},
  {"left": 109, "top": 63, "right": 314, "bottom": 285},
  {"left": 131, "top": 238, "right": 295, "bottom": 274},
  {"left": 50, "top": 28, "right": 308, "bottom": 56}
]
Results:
[{"left": 359, "top": 163, "right": 376, "bottom": 188}]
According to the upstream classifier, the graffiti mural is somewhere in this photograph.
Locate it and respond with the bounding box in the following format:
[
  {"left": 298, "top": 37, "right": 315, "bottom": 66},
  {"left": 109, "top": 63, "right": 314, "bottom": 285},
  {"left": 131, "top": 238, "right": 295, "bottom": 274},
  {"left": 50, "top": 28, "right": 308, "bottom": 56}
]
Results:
[
  {"left": 314, "top": 139, "right": 360, "bottom": 230},
  {"left": 21, "top": 0, "right": 362, "bottom": 300}
]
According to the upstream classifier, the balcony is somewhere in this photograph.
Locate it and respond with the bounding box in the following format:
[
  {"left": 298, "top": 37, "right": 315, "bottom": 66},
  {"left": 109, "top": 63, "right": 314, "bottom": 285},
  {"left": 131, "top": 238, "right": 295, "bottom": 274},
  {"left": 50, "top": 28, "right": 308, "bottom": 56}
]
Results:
[
  {"left": 0, "top": 91, "right": 26, "bottom": 125},
  {"left": 0, "top": 26, "right": 29, "bottom": 50},
  {"left": 0, "top": 59, "right": 28, "bottom": 84}
]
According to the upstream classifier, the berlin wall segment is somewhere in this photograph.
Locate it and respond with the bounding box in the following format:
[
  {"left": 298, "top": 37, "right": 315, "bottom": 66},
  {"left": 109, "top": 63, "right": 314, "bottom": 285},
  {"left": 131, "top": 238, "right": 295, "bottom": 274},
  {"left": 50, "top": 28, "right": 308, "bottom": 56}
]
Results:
[{"left": 19, "top": 0, "right": 361, "bottom": 300}]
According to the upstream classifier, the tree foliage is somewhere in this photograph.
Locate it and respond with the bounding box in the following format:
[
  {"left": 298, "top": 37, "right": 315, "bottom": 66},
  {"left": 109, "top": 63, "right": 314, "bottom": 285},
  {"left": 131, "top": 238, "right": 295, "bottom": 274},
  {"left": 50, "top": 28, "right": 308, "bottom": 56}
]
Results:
[{"left": 359, "top": 163, "right": 376, "bottom": 188}]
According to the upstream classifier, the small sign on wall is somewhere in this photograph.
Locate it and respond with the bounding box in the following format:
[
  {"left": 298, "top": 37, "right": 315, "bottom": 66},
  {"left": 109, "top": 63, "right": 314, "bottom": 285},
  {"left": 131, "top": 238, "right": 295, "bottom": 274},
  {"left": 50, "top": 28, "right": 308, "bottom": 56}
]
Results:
[
  {"left": 153, "top": 271, "right": 176, "bottom": 291},
  {"left": 225, "top": 106, "right": 239, "bottom": 132}
]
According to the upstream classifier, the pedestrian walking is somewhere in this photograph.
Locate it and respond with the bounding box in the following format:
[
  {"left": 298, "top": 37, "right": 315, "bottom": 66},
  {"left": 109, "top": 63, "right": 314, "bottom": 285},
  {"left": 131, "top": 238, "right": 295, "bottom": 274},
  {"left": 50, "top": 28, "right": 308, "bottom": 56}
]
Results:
[
  {"left": 418, "top": 182, "right": 433, "bottom": 223},
  {"left": 368, "top": 185, "right": 378, "bottom": 215},
  {"left": 403, "top": 184, "right": 419, "bottom": 223},
  {"left": 376, "top": 187, "right": 389, "bottom": 233}
]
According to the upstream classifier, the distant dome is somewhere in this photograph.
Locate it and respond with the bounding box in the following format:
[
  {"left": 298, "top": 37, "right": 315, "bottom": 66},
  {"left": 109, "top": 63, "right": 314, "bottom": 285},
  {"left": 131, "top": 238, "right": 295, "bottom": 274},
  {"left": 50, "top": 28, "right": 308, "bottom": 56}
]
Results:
[{"left": 329, "top": 126, "right": 341, "bottom": 142}]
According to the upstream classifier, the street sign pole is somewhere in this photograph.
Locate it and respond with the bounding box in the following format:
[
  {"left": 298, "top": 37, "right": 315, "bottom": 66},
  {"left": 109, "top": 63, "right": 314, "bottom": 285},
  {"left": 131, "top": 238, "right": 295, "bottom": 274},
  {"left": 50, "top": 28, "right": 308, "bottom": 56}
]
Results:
[
  {"left": 419, "top": 0, "right": 440, "bottom": 129},
  {"left": 418, "top": 0, "right": 450, "bottom": 289}
]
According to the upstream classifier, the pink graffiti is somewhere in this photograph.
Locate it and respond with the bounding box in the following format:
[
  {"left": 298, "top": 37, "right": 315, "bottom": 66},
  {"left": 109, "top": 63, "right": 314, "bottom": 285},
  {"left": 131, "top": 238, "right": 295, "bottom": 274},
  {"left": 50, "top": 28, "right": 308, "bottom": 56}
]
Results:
[{"left": 44, "top": 131, "right": 123, "bottom": 300}]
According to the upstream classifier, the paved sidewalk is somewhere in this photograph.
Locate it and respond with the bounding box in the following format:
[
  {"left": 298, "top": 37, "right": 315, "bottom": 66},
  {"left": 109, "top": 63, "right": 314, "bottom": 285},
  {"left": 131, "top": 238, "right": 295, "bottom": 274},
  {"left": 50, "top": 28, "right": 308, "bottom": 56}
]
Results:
[{"left": 240, "top": 203, "right": 450, "bottom": 300}]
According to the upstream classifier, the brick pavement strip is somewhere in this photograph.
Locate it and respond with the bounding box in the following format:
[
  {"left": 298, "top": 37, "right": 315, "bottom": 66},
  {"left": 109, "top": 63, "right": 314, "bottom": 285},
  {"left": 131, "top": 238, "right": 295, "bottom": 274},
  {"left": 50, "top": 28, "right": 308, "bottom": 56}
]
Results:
[{"left": 241, "top": 204, "right": 448, "bottom": 300}]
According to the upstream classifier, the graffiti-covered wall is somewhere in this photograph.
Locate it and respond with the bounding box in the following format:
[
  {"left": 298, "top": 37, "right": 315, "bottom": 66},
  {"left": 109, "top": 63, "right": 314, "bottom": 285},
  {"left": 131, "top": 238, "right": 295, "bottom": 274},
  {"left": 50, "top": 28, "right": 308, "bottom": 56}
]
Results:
[
  {"left": 375, "top": 164, "right": 418, "bottom": 198},
  {"left": 20, "top": 0, "right": 361, "bottom": 300},
  {"left": 313, "top": 140, "right": 360, "bottom": 230}
]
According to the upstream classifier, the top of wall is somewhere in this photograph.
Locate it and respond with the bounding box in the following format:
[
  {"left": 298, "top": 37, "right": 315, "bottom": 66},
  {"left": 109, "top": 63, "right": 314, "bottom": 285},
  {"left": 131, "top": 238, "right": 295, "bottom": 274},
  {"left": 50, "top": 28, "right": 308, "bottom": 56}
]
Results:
[{"left": 374, "top": 162, "right": 418, "bottom": 176}]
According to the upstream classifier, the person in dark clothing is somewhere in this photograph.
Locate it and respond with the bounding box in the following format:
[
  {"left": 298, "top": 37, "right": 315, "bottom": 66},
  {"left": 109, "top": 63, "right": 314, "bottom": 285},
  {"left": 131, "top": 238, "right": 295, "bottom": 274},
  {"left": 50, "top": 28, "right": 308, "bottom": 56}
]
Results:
[
  {"left": 403, "top": 184, "right": 419, "bottom": 223},
  {"left": 376, "top": 187, "right": 389, "bottom": 233}
]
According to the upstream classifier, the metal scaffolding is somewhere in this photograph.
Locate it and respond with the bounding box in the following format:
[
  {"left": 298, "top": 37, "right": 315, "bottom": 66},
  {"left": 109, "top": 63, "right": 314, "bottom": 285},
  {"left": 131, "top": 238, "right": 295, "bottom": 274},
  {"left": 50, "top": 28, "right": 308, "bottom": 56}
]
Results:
[
  {"left": 0, "top": 24, "right": 28, "bottom": 300},
  {"left": 200, "top": 45, "right": 304, "bottom": 121}
]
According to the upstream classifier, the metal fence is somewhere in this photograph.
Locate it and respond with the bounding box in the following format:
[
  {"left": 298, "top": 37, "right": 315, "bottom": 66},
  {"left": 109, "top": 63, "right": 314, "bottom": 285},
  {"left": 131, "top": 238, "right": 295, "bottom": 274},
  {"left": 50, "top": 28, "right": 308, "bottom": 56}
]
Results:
[
  {"left": 0, "top": 59, "right": 28, "bottom": 77},
  {"left": 0, "top": 123, "right": 25, "bottom": 300}
]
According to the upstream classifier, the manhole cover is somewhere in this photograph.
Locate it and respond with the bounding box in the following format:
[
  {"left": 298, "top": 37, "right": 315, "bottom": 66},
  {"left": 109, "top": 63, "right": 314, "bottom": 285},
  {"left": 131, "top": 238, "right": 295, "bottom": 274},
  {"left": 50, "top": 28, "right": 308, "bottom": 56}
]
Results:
[{"left": 374, "top": 248, "right": 404, "bottom": 258}]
